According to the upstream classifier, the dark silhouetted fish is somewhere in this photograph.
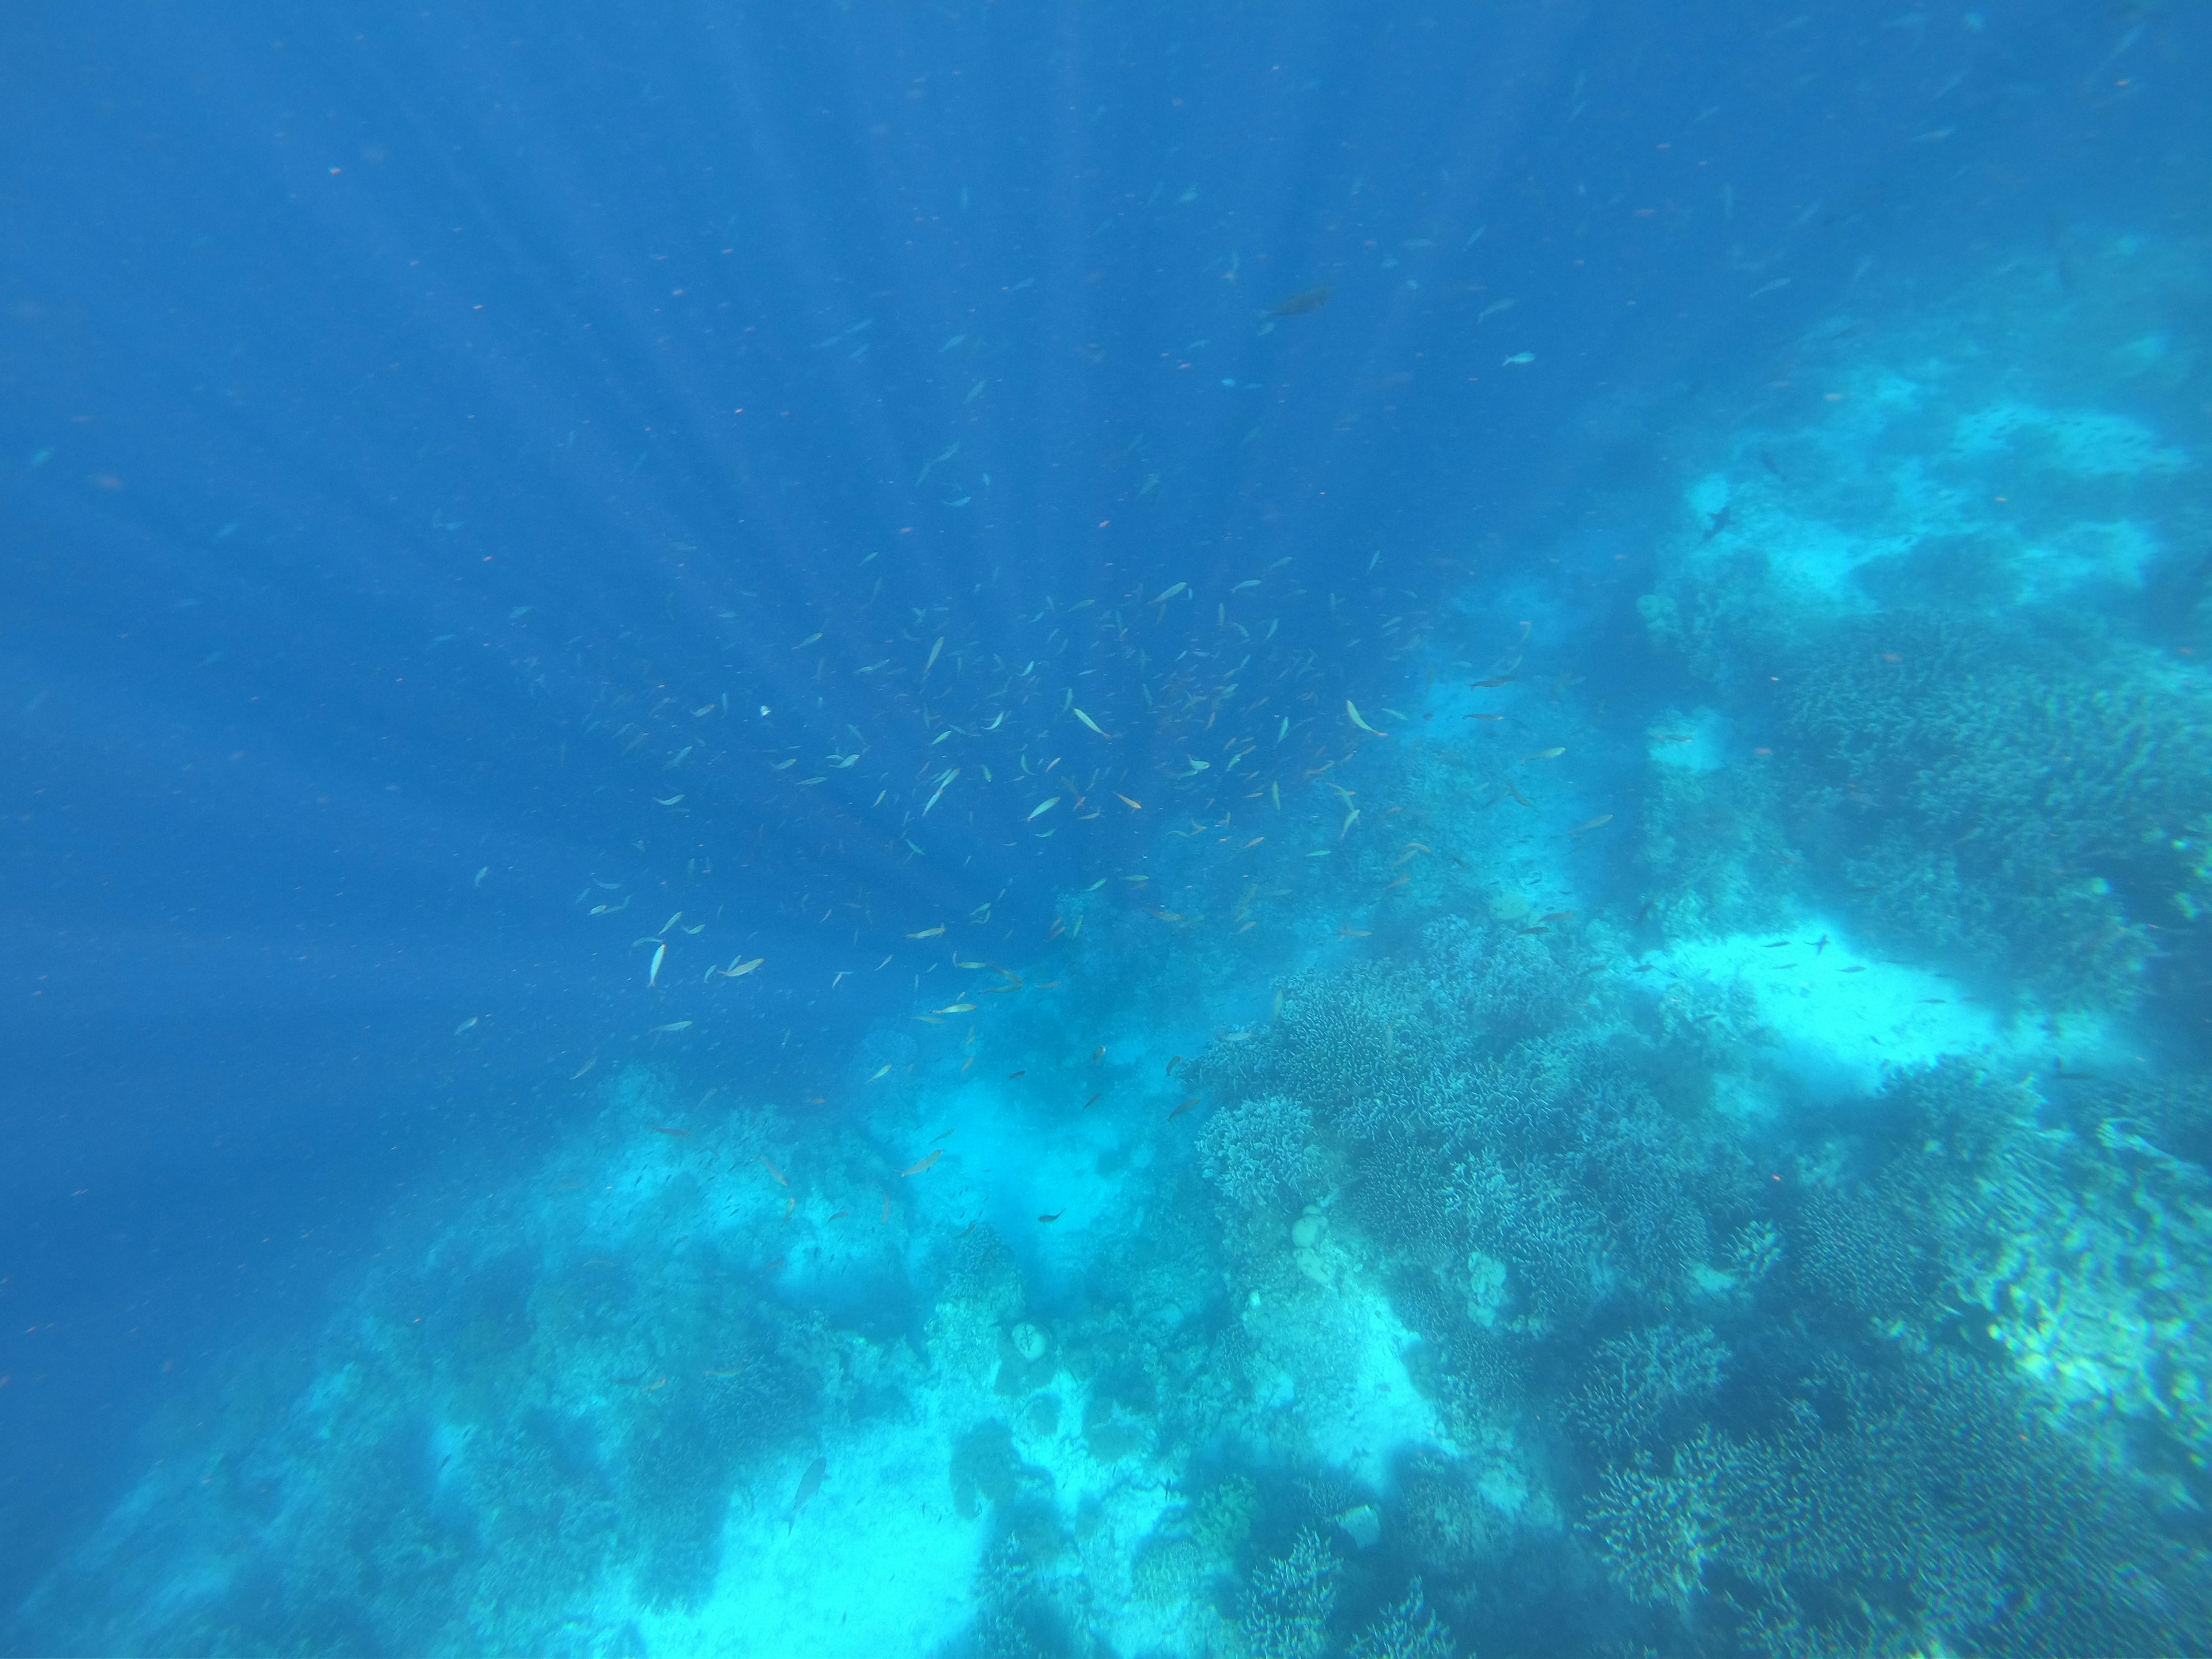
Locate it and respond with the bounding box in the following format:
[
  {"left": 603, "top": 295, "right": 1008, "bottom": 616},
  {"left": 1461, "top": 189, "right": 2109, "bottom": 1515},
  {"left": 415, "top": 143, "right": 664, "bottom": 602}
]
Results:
[
  {"left": 787, "top": 1456, "right": 826, "bottom": 1533},
  {"left": 1272, "top": 285, "right": 1332, "bottom": 316}
]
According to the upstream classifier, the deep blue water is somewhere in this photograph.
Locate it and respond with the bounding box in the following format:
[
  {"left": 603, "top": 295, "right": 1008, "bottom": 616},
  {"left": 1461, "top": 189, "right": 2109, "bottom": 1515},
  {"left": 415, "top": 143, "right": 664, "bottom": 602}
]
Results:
[{"left": 6, "top": 2, "right": 2210, "bottom": 1653}]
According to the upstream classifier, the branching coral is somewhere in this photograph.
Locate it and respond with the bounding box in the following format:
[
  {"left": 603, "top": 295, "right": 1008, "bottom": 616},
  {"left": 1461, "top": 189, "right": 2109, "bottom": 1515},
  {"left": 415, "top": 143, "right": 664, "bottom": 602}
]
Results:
[
  {"left": 1131, "top": 1533, "right": 1205, "bottom": 1607},
  {"left": 969, "top": 1537, "right": 1066, "bottom": 1659},
  {"left": 1586, "top": 1351, "right": 2212, "bottom": 1656},
  {"left": 1791, "top": 1059, "right": 2058, "bottom": 1323},
  {"left": 1585, "top": 1442, "right": 1718, "bottom": 1614},
  {"left": 1192, "top": 960, "right": 1445, "bottom": 1133},
  {"left": 1346, "top": 1132, "right": 1459, "bottom": 1267},
  {"left": 1786, "top": 609, "right": 2212, "bottom": 1009},
  {"left": 1565, "top": 1324, "right": 1727, "bottom": 1454},
  {"left": 1576, "top": 1100, "right": 1715, "bottom": 1289},
  {"left": 1416, "top": 1041, "right": 1578, "bottom": 1152},
  {"left": 1419, "top": 1320, "right": 1528, "bottom": 1443},
  {"left": 1445, "top": 1147, "right": 1610, "bottom": 1319},
  {"left": 1241, "top": 1527, "right": 1341, "bottom": 1659},
  {"left": 1192, "top": 1474, "right": 1261, "bottom": 1565},
  {"left": 1429, "top": 1050, "right": 1724, "bottom": 1319},
  {"left": 942, "top": 1224, "right": 1028, "bottom": 1323},
  {"left": 1196, "top": 1093, "right": 1320, "bottom": 1213},
  {"left": 1393, "top": 1457, "right": 1501, "bottom": 1578},
  {"left": 1346, "top": 1580, "right": 1459, "bottom": 1659},
  {"left": 1790, "top": 1187, "right": 1927, "bottom": 1319},
  {"left": 1422, "top": 913, "right": 1577, "bottom": 1046}
]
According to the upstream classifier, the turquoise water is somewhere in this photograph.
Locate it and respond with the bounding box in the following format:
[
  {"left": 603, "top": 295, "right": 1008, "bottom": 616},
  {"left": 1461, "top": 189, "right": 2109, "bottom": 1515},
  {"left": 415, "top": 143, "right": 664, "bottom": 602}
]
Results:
[{"left": 6, "top": 5, "right": 2211, "bottom": 1656}]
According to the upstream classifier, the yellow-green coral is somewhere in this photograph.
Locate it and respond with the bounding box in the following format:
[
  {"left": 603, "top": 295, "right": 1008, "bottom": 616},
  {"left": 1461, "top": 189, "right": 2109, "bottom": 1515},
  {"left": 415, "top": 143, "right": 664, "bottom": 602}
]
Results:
[
  {"left": 1190, "top": 1474, "right": 1259, "bottom": 1563},
  {"left": 1130, "top": 1535, "right": 1204, "bottom": 1607}
]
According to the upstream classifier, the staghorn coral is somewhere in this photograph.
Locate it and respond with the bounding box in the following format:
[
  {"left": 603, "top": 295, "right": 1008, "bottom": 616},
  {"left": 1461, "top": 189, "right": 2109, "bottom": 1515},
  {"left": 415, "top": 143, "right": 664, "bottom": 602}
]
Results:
[
  {"left": 942, "top": 1224, "right": 1028, "bottom": 1323},
  {"left": 1192, "top": 1474, "right": 1262, "bottom": 1565},
  {"left": 1576, "top": 1097, "right": 1715, "bottom": 1289},
  {"left": 1198, "top": 1093, "right": 1320, "bottom": 1213},
  {"left": 1786, "top": 608, "right": 2212, "bottom": 1009},
  {"left": 1790, "top": 1186, "right": 1926, "bottom": 1319},
  {"left": 1445, "top": 1147, "right": 1610, "bottom": 1320},
  {"left": 1585, "top": 1349, "right": 2212, "bottom": 1656},
  {"left": 2090, "top": 1082, "right": 2212, "bottom": 1168},
  {"left": 1976, "top": 1074, "right": 2212, "bottom": 1490},
  {"left": 1638, "top": 753, "right": 1805, "bottom": 937},
  {"left": 1564, "top": 1324, "right": 1727, "bottom": 1454},
  {"left": 1346, "top": 1579, "right": 1459, "bottom": 1659},
  {"left": 1346, "top": 1132, "right": 1459, "bottom": 1268},
  {"left": 1422, "top": 913, "right": 1577, "bottom": 1046},
  {"left": 1584, "top": 1442, "right": 1717, "bottom": 1615},
  {"left": 1769, "top": 1058, "right": 2212, "bottom": 1516},
  {"left": 1726, "top": 1217, "right": 1784, "bottom": 1285},
  {"left": 1424, "top": 1043, "right": 1715, "bottom": 1304},
  {"left": 1393, "top": 1457, "right": 1502, "bottom": 1578},
  {"left": 1241, "top": 1527, "right": 1341, "bottom": 1659},
  {"left": 929, "top": 1225, "right": 1029, "bottom": 1384},
  {"left": 1419, "top": 1319, "right": 1528, "bottom": 1444},
  {"left": 1793, "top": 1059, "right": 2061, "bottom": 1324},
  {"left": 1415, "top": 1041, "right": 1579, "bottom": 1152},
  {"left": 1194, "top": 960, "right": 1445, "bottom": 1132},
  {"left": 969, "top": 1537, "right": 1066, "bottom": 1659},
  {"left": 1338, "top": 1063, "right": 1460, "bottom": 1143}
]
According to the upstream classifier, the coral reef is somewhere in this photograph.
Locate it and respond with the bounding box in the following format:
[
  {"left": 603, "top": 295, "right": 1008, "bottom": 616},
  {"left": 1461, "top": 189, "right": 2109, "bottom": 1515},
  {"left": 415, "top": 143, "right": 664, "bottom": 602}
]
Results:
[
  {"left": 1422, "top": 914, "right": 1578, "bottom": 1048},
  {"left": 1346, "top": 1580, "right": 1459, "bottom": 1659},
  {"left": 1192, "top": 959, "right": 1447, "bottom": 1132},
  {"left": 1789, "top": 1186, "right": 1927, "bottom": 1319},
  {"left": 1590, "top": 1350, "right": 2212, "bottom": 1656},
  {"left": 1431, "top": 1051, "right": 1718, "bottom": 1321},
  {"left": 1779, "top": 609, "right": 2212, "bottom": 1012},
  {"left": 1584, "top": 1445, "right": 1714, "bottom": 1615},
  {"left": 1391, "top": 1457, "right": 1502, "bottom": 1579},
  {"left": 1198, "top": 1093, "right": 1321, "bottom": 1213},
  {"left": 25, "top": 236, "right": 2212, "bottom": 1659},
  {"left": 1563, "top": 1324, "right": 1727, "bottom": 1455},
  {"left": 1241, "top": 1527, "right": 1342, "bottom": 1659},
  {"left": 1192, "top": 1474, "right": 1262, "bottom": 1566},
  {"left": 1130, "top": 1533, "right": 1205, "bottom": 1607}
]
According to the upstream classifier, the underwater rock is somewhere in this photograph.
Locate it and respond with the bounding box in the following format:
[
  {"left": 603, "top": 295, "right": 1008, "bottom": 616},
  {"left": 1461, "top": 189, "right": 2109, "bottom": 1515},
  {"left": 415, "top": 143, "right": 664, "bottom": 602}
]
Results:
[
  {"left": 1291, "top": 1206, "right": 1336, "bottom": 1287},
  {"left": 994, "top": 1323, "right": 1058, "bottom": 1397},
  {"left": 1334, "top": 1503, "right": 1381, "bottom": 1550},
  {"left": 949, "top": 1421, "right": 1054, "bottom": 1521}
]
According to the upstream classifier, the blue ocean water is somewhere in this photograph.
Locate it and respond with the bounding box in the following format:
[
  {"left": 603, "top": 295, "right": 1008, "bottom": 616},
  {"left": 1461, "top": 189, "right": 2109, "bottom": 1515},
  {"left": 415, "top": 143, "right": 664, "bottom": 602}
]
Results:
[{"left": 5, "top": 1, "right": 2210, "bottom": 1653}]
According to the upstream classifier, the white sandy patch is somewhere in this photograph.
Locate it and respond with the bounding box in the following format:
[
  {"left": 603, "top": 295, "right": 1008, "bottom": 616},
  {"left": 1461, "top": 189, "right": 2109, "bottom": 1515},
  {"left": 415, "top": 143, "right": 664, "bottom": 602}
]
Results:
[
  {"left": 640, "top": 1417, "right": 986, "bottom": 1659},
  {"left": 1639, "top": 924, "right": 2005, "bottom": 1098},
  {"left": 2014, "top": 517, "right": 2161, "bottom": 600},
  {"left": 1244, "top": 1232, "right": 1452, "bottom": 1488}
]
